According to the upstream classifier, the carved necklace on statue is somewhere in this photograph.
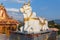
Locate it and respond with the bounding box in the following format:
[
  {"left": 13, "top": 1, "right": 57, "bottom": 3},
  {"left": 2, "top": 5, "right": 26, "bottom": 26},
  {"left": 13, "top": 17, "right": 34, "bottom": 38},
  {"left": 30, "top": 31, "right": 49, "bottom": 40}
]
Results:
[
  {"left": 39, "top": 19, "right": 46, "bottom": 26},
  {"left": 24, "top": 12, "right": 32, "bottom": 21}
]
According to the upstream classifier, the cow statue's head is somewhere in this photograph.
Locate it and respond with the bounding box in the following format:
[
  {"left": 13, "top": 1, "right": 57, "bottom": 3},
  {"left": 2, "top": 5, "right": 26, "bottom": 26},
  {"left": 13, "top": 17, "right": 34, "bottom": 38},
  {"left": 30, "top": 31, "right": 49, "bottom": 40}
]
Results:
[{"left": 20, "top": 2, "right": 32, "bottom": 14}]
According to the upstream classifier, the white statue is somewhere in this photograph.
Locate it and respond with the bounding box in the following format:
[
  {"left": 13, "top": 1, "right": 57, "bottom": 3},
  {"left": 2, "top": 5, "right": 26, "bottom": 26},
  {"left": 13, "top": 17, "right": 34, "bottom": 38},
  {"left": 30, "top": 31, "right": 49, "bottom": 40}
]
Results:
[{"left": 20, "top": 2, "right": 49, "bottom": 33}]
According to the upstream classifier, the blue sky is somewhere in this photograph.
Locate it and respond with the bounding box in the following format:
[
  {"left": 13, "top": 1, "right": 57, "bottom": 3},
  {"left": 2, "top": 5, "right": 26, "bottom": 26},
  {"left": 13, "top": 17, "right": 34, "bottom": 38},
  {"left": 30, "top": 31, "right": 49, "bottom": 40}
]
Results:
[{"left": 0, "top": 0, "right": 60, "bottom": 21}]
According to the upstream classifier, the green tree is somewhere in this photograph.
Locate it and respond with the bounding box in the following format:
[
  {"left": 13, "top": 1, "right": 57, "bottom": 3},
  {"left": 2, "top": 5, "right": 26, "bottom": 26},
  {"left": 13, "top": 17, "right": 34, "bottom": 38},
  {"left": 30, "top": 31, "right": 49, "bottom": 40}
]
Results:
[{"left": 48, "top": 20, "right": 55, "bottom": 28}]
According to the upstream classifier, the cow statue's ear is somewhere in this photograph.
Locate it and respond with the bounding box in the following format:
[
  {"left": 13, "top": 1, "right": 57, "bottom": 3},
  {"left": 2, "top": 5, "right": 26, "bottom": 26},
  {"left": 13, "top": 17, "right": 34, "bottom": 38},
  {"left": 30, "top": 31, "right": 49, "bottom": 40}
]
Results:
[
  {"left": 20, "top": 7, "right": 24, "bottom": 13},
  {"left": 28, "top": 1, "right": 30, "bottom": 6},
  {"left": 24, "top": 3, "right": 26, "bottom": 5},
  {"left": 28, "top": 3, "right": 30, "bottom": 6},
  {"left": 24, "top": 2, "right": 27, "bottom": 6}
]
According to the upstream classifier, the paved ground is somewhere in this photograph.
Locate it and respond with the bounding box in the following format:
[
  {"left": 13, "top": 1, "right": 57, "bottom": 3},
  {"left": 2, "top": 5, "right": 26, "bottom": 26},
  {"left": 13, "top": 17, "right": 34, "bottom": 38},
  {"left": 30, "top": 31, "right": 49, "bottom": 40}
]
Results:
[
  {"left": 0, "top": 34, "right": 60, "bottom": 40},
  {"left": 0, "top": 34, "right": 9, "bottom": 40},
  {"left": 58, "top": 35, "right": 60, "bottom": 40}
]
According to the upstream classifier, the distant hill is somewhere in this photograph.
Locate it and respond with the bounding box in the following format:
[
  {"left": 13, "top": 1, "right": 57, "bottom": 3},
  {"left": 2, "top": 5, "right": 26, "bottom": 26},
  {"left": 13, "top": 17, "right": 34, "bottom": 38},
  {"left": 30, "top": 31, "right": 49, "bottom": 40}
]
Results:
[
  {"left": 54, "top": 19, "right": 60, "bottom": 25},
  {"left": 48, "top": 19, "right": 60, "bottom": 28},
  {"left": 48, "top": 19, "right": 60, "bottom": 25}
]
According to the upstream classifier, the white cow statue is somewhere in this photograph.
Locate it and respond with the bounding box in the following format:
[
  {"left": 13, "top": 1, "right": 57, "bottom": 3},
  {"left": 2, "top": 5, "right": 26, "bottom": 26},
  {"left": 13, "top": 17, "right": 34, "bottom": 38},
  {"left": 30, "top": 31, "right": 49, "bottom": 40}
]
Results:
[{"left": 20, "top": 2, "right": 49, "bottom": 33}]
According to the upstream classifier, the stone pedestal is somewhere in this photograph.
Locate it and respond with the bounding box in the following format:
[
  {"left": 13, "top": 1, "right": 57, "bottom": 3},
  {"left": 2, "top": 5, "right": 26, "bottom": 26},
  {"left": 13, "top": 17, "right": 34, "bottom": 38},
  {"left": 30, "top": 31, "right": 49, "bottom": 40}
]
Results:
[
  {"left": 0, "top": 34, "right": 9, "bottom": 40},
  {"left": 9, "top": 31, "right": 58, "bottom": 40}
]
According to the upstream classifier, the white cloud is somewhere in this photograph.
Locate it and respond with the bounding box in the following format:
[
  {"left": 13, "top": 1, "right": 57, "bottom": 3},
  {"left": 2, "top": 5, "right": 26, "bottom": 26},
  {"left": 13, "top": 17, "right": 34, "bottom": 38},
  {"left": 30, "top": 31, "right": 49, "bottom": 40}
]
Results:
[
  {"left": 6, "top": 8, "right": 19, "bottom": 12},
  {"left": 2, "top": 0, "right": 32, "bottom": 3},
  {"left": 3, "top": 0, "right": 7, "bottom": 1},
  {"left": 3, "top": 0, "right": 25, "bottom": 3},
  {"left": 16, "top": 0, "right": 32, "bottom": 3},
  {"left": 16, "top": 0, "right": 25, "bottom": 3},
  {"left": 6, "top": 8, "right": 23, "bottom": 21},
  {"left": 7, "top": 10, "right": 23, "bottom": 21}
]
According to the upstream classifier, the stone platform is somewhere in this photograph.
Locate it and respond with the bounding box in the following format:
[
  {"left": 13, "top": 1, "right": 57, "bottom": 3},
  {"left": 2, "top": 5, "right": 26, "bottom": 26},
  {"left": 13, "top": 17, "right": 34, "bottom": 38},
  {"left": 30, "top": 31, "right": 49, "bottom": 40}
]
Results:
[
  {"left": 0, "top": 34, "right": 9, "bottom": 40},
  {"left": 9, "top": 31, "right": 58, "bottom": 40}
]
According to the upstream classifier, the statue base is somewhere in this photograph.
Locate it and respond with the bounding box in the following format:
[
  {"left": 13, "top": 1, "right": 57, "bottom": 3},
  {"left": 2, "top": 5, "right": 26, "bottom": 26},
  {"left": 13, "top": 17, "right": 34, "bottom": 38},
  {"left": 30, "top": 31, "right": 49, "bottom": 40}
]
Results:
[{"left": 9, "top": 30, "right": 58, "bottom": 40}]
